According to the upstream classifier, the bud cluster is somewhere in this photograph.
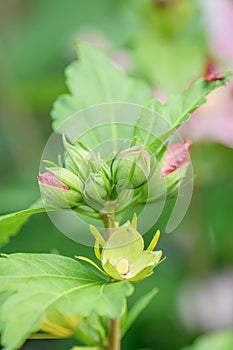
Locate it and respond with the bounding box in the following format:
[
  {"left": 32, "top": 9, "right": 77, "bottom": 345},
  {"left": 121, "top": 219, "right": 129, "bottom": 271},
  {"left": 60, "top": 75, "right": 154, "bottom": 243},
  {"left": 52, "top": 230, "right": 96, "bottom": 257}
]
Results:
[{"left": 38, "top": 136, "right": 192, "bottom": 215}]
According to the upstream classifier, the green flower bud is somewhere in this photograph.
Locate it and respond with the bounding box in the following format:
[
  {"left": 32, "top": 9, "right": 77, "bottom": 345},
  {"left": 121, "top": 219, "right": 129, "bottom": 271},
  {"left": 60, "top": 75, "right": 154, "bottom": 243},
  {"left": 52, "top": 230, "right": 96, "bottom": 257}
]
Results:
[
  {"left": 63, "top": 137, "right": 93, "bottom": 180},
  {"left": 38, "top": 172, "right": 82, "bottom": 208},
  {"left": 112, "top": 145, "right": 151, "bottom": 188},
  {"left": 83, "top": 173, "right": 110, "bottom": 209}
]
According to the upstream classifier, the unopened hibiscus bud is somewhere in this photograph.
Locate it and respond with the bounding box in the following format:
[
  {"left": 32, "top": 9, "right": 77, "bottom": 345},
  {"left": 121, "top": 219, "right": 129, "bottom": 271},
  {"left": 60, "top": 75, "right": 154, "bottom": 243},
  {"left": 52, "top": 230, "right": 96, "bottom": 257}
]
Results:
[
  {"left": 162, "top": 140, "right": 192, "bottom": 177},
  {"left": 46, "top": 167, "right": 83, "bottom": 193},
  {"left": 63, "top": 137, "right": 93, "bottom": 180},
  {"left": 38, "top": 172, "right": 69, "bottom": 189},
  {"left": 38, "top": 171, "right": 82, "bottom": 209},
  {"left": 83, "top": 173, "right": 109, "bottom": 208},
  {"left": 112, "top": 145, "right": 151, "bottom": 188}
]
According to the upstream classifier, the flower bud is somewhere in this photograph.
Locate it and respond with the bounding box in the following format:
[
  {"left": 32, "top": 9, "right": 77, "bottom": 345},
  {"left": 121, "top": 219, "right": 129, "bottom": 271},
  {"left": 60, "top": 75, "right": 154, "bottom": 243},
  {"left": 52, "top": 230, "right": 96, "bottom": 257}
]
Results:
[
  {"left": 46, "top": 167, "right": 83, "bottom": 193},
  {"left": 38, "top": 172, "right": 69, "bottom": 189},
  {"left": 83, "top": 173, "right": 109, "bottom": 209},
  {"left": 162, "top": 140, "right": 192, "bottom": 177},
  {"left": 38, "top": 171, "right": 82, "bottom": 208},
  {"left": 112, "top": 146, "right": 151, "bottom": 188},
  {"left": 63, "top": 137, "right": 93, "bottom": 180}
]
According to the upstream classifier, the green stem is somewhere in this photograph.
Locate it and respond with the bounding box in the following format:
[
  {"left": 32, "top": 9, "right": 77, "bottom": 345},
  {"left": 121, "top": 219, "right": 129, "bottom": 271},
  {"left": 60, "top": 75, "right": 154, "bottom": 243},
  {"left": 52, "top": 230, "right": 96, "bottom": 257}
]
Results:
[
  {"left": 101, "top": 210, "right": 116, "bottom": 240},
  {"left": 102, "top": 212, "right": 121, "bottom": 350}
]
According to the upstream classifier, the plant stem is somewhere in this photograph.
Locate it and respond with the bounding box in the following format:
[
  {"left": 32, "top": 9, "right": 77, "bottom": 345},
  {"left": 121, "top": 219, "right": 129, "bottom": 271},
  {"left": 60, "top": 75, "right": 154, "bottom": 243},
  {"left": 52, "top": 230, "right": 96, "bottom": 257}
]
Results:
[
  {"left": 101, "top": 210, "right": 117, "bottom": 239},
  {"left": 102, "top": 211, "right": 121, "bottom": 350},
  {"left": 108, "top": 317, "right": 121, "bottom": 350}
]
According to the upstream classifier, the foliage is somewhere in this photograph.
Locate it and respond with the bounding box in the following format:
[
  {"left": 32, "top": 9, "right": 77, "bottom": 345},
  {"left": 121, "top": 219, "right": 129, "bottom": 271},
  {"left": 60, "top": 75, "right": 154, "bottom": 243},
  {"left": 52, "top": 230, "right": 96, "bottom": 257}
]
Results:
[
  {"left": 135, "top": 72, "right": 232, "bottom": 151},
  {"left": 0, "top": 200, "right": 44, "bottom": 248},
  {"left": 0, "top": 253, "right": 133, "bottom": 350},
  {"left": 0, "top": 21, "right": 232, "bottom": 349},
  {"left": 121, "top": 288, "right": 158, "bottom": 337},
  {"left": 51, "top": 44, "right": 150, "bottom": 130},
  {"left": 0, "top": 46, "right": 231, "bottom": 249}
]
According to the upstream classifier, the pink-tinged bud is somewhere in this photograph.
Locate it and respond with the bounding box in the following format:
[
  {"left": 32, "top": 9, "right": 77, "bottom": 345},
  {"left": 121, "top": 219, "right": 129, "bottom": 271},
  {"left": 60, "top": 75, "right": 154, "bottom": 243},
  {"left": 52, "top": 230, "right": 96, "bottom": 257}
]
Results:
[
  {"left": 38, "top": 171, "right": 82, "bottom": 208},
  {"left": 162, "top": 140, "right": 192, "bottom": 177},
  {"left": 38, "top": 172, "right": 69, "bottom": 190}
]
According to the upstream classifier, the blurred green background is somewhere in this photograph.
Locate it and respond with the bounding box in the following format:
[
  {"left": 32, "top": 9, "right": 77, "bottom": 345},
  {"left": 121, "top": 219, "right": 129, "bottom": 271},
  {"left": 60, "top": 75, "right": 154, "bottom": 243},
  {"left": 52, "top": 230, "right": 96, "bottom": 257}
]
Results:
[{"left": 0, "top": 0, "right": 233, "bottom": 349}]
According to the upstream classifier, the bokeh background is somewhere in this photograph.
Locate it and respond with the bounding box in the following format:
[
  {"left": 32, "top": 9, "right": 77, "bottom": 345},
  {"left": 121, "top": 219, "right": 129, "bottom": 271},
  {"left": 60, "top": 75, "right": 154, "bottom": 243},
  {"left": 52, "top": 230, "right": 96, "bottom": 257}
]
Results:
[{"left": 0, "top": 0, "right": 233, "bottom": 349}]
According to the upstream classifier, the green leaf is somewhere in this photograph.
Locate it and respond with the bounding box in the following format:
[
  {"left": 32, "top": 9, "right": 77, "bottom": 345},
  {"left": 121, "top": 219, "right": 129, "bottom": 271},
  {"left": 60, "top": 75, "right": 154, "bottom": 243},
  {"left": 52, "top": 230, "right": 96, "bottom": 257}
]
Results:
[
  {"left": 156, "top": 72, "right": 232, "bottom": 126},
  {"left": 134, "top": 72, "right": 233, "bottom": 152},
  {"left": 74, "top": 312, "right": 107, "bottom": 346},
  {"left": 180, "top": 330, "right": 233, "bottom": 350},
  {"left": 0, "top": 253, "right": 133, "bottom": 350},
  {"left": 0, "top": 199, "right": 45, "bottom": 248},
  {"left": 51, "top": 43, "right": 150, "bottom": 130},
  {"left": 121, "top": 288, "right": 158, "bottom": 337}
]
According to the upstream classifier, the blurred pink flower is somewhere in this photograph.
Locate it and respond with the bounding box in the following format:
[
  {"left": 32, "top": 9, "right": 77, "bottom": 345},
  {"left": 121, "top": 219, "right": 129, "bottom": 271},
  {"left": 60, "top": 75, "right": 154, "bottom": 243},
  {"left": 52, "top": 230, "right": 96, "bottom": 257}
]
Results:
[
  {"left": 201, "top": 0, "right": 233, "bottom": 61},
  {"left": 180, "top": 81, "right": 233, "bottom": 148},
  {"left": 180, "top": 0, "right": 233, "bottom": 147},
  {"left": 181, "top": 0, "right": 233, "bottom": 148}
]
